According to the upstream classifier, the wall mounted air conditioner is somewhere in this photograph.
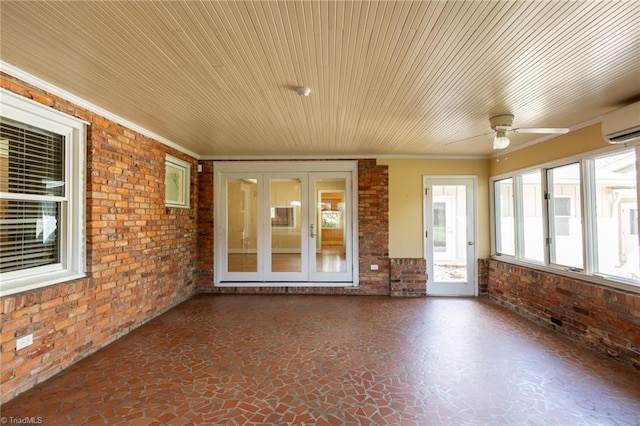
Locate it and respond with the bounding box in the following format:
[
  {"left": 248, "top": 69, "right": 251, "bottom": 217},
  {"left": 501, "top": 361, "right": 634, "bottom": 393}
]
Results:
[{"left": 602, "top": 101, "right": 640, "bottom": 144}]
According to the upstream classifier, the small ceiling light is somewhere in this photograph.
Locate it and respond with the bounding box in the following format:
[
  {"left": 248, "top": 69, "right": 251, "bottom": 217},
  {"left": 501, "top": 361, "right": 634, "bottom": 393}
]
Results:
[
  {"left": 296, "top": 86, "right": 311, "bottom": 97},
  {"left": 493, "top": 130, "right": 510, "bottom": 149}
]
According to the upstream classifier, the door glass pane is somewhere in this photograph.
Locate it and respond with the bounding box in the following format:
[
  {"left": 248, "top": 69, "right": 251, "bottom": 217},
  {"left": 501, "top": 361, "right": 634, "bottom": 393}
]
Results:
[
  {"left": 522, "top": 170, "right": 544, "bottom": 262},
  {"left": 227, "top": 178, "right": 257, "bottom": 272},
  {"left": 271, "top": 178, "right": 302, "bottom": 272},
  {"left": 316, "top": 179, "right": 347, "bottom": 273},
  {"left": 433, "top": 185, "right": 467, "bottom": 282},
  {"left": 548, "top": 163, "right": 583, "bottom": 268},
  {"left": 594, "top": 150, "right": 639, "bottom": 281},
  {"left": 495, "top": 178, "right": 515, "bottom": 255},
  {"left": 433, "top": 202, "right": 446, "bottom": 252}
]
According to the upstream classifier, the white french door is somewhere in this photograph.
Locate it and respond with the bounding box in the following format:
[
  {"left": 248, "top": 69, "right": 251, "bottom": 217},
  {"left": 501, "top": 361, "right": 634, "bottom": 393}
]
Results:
[
  {"left": 265, "top": 173, "right": 308, "bottom": 282},
  {"left": 215, "top": 161, "right": 357, "bottom": 286},
  {"left": 424, "top": 177, "right": 477, "bottom": 296},
  {"left": 309, "top": 172, "right": 353, "bottom": 282}
]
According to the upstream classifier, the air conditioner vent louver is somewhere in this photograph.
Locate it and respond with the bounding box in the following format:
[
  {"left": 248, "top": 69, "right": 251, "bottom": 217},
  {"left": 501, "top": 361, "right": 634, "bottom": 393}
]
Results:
[
  {"left": 607, "top": 129, "right": 640, "bottom": 144},
  {"left": 602, "top": 101, "right": 640, "bottom": 144}
]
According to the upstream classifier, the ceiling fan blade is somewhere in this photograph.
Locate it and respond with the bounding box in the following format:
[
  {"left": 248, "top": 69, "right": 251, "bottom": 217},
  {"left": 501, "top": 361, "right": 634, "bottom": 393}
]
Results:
[
  {"left": 445, "top": 131, "right": 493, "bottom": 145},
  {"left": 513, "top": 127, "right": 570, "bottom": 134}
]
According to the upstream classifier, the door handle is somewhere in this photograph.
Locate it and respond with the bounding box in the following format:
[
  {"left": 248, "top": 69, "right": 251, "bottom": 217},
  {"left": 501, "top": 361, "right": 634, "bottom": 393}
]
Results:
[
  {"left": 468, "top": 241, "right": 474, "bottom": 245},
  {"left": 310, "top": 224, "right": 316, "bottom": 238}
]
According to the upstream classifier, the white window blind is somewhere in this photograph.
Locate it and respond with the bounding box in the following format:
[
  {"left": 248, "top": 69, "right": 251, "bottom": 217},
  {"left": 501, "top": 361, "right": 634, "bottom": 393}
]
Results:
[{"left": 0, "top": 117, "right": 65, "bottom": 273}]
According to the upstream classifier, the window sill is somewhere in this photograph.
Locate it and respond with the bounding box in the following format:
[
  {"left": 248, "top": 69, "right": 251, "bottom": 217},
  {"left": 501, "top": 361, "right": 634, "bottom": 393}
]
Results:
[
  {"left": 0, "top": 270, "right": 86, "bottom": 297},
  {"left": 489, "top": 255, "right": 640, "bottom": 295}
]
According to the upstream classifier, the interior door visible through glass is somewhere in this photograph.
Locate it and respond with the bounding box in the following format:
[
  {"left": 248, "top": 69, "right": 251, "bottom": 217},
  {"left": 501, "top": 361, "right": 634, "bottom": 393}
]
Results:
[{"left": 310, "top": 173, "right": 352, "bottom": 281}]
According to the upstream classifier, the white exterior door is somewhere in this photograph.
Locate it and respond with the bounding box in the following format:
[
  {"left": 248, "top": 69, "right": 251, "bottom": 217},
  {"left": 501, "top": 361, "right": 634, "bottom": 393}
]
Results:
[{"left": 424, "top": 177, "right": 477, "bottom": 296}]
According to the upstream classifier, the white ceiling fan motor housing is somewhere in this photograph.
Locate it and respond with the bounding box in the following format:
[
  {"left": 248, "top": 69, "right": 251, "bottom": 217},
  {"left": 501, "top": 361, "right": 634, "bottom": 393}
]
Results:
[{"left": 490, "top": 114, "right": 515, "bottom": 130}]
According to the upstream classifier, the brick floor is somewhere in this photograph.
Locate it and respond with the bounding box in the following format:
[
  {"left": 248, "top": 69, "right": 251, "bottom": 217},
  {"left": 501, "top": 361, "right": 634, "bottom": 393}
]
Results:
[{"left": 2, "top": 295, "right": 639, "bottom": 425}]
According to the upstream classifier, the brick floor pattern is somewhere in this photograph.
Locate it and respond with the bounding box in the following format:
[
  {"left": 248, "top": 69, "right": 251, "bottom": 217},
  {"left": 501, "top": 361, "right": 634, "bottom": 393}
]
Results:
[{"left": 2, "top": 295, "right": 639, "bottom": 425}]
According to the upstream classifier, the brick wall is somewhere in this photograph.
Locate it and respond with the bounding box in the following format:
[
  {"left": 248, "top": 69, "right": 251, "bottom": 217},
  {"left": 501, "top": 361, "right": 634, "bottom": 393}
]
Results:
[
  {"left": 196, "top": 159, "right": 390, "bottom": 295},
  {"left": 196, "top": 161, "right": 214, "bottom": 289},
  {"left": 483, "top": 259, "right": 640, "bottom": 370},
  {"left": 390, "top": 258, "right": 427, "bottom": 297},
  {"left": 0, "top": 73, "right": 199, "bottom": 403},
  {"left": 357, "top": 159, "right": 390, "bottom": 294},
  {"left": 478, "top": 258, "right": 489, "bottom": 293}
]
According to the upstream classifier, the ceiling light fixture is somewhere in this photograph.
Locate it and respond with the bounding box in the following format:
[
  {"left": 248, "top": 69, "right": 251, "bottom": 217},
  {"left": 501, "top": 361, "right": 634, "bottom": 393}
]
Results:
[
  {"left": 493, "top": 130, "right": 510, "bottom": 149},
  {"left": 296, "top": 86, "right": 311, "bottom": 97}
]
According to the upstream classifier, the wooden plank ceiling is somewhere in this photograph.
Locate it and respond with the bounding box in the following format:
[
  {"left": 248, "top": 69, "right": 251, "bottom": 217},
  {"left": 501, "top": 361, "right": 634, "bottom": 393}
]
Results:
[{"left": 1, "top": 0, "right": 639, "bottom": 158}]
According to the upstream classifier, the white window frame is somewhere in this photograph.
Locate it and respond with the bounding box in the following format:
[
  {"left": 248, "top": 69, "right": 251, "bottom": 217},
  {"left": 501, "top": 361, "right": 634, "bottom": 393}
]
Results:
[
  {"left": 0, "top": 89, "right": 86, "bottom": 296},
  {"left": 517, "top": 169, "right": 546, "bottom": 265},
  {"left": 492, "top": 177, "right": 515, "bottom": 257},
  {"left": 489, "top": 144, "right": 640, "bottom": 294},
  {"left": 165, "top": 154, "right": 191, "bottom": 208}
]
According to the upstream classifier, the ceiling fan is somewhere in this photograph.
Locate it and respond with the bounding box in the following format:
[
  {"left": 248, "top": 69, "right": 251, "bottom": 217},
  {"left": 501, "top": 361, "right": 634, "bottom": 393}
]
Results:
[{"left": 488, "top": 114, "right": 569, "bottom": 149}]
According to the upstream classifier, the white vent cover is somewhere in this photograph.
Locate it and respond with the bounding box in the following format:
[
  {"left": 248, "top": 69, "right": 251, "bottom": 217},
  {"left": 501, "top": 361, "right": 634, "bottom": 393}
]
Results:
[{"left": 602, "top": 101, "right": 640, "bottom": 144}]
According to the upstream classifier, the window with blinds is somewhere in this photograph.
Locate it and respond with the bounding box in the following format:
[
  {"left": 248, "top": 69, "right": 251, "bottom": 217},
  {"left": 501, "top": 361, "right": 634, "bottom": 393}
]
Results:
[
  {"left": 1, "top": 89, "right": 85, "bottom": 297},
  {"left": 0, "top": 117, "right": 65, "bottom": 273}
]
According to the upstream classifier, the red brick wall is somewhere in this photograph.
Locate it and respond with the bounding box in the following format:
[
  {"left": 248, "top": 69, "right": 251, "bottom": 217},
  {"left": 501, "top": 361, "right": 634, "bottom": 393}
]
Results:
[
  {"left": 478, "top": 258, "right": 489, "bottom": 293},
  {"left": 196, "top": 159, "right": 390, "bottom": 295},
  {"left": 196, "top": 161, "right": 214, "bottom": 289},
  {"left": 390, "top": 258, "right": 427, "bottom": 297},
  {"left": 483, "top": 259, "right": 640, "bottom": 370},
  {"left": 357, "top": 159, "right": 390, "bottom": 294},
  {"left": 0, "top": 73, "right": 199, "bottom": 403}
]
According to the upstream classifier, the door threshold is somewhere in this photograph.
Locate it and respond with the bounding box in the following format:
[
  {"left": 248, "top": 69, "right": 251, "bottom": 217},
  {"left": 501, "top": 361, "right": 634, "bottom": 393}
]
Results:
[{"left": 216, "top": 282, "right": 357, "bottom": 288}]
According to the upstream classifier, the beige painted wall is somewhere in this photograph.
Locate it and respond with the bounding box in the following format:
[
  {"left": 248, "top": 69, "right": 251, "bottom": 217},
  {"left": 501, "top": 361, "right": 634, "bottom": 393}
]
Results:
[
  {"left": 379, "top": 124, "right": 609, "bottom": 260},
  {"left": 490, "top": 123, "right": 608, "bottom": 176},
  {"left": 378, "top": 158, "right": 491, "bottom": 259}
]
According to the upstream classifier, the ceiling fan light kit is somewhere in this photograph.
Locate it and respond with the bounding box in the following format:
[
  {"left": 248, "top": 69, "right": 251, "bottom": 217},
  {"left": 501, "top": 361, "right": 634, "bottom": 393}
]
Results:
[
  {"left": 493, "top": 130, "right": 510, "bottom": 149},
  {"left": 490, "top": 114, "right": 514, "bottom": 150},
  {"left": 488, "top": 114, "right": 569, "bottom": 149}
]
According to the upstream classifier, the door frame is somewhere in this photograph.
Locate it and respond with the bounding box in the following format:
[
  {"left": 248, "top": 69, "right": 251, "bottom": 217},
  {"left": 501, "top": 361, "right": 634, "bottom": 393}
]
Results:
[
  {"left": 423, "top": 176, "right": 478, "bottom": 296},
  {"left": 214, "top": 161, "right": 359, "bottom": 287}
]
